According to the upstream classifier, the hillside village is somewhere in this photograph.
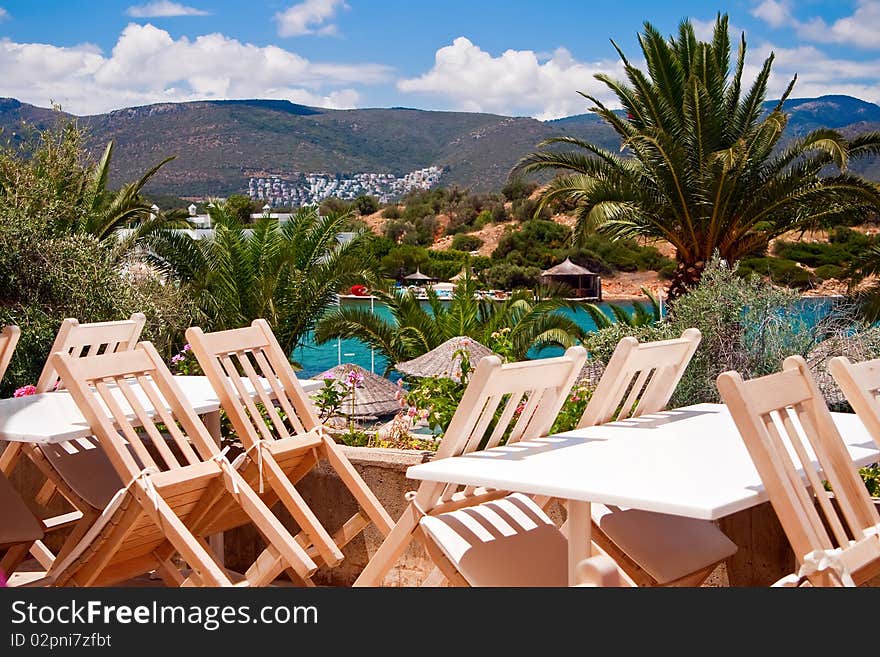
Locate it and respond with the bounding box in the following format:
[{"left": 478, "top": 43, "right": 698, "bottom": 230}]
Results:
[{"left": 248, "top": 166, "right": 443, "bottom": 207}]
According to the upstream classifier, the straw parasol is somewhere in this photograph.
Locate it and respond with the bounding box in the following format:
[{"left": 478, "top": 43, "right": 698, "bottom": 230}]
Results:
[
  {"left": 314, "top": 364, "right": 402, "bottom": 419},
  {"left": 395, "top": 336, "right": 495, "bottom": 382},
  {"left": 450, "top": 267, "right": 475, "bottom": 282},
  {"left": 540, "top": 258, "right": 601, "bottom": 299},
  {"left": 404, "top": 267, "right": 436, "bottom": 282}
]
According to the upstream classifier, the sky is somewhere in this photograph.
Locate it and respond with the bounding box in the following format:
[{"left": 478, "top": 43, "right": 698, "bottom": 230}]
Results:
[{"left": 1, "top": 0, "right": 879, "bottom": 119}]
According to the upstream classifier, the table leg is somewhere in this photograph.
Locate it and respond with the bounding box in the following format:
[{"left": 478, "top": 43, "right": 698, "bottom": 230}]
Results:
[
  {"left": 204, "top": 410, "right": 225, "bottom": 565},
  {"left": 566, "top": 500, "right": 591, "bottom": 586}
]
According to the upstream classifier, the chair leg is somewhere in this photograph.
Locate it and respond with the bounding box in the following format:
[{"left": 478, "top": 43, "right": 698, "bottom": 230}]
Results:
[
  {"left": 0, "top": 543, "right": 32, "bottom": 575},
  {"left": 353, "top": 502, "right": 422, "bottom": 587}
]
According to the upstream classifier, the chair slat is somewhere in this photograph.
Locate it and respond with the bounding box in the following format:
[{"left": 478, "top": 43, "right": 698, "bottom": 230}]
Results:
[
  {"left": 578, "top": 328, "right": 701, "bottom": 428},
  {"left": 235, "top": 351, "right": 291, "bottom": 441},
  {"left": 93, "top": 379, "right": 158, "bottom": 472},
  {"left": 134, "top": 374, "right": 200, "bottom": 467},
  {"left": 115, "top": 377, "right": 181, "bottom": 471},
  {"left": 717, "top": 355, "right": 880, "bottom": 586}
]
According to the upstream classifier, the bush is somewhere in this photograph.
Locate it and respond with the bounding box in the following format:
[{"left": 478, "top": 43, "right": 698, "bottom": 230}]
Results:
[
  {"left": 738, "top": 256, "right": 815, "bottom": 290},
  {"left": 813, "top": 264, "right": 845, "bottom": 281},
  {"left": 483, "top": 263, "right": 542, "bottom": 290},
  {"left": 501, "top": 177, "right": 538, "bottom": 202},
  {"left": 586, "top": 258, "right": 844, "bottom": 408},
  {"left": 353, "top": 195, "right": 379, "bottom": 216},
  {"left": 0, "top": 226, "right": 194, "bottom": 394},
  {"left": 318, "top": 197, "right": 353, "bottom": 216},
  {"left": 451, "top": 234, "right": 484, "bottom": 252},
  {"left": 381, "top": 205, "right": 402, "bottom": 219}
]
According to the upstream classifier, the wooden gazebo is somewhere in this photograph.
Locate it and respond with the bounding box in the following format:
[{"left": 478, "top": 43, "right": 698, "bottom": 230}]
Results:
[{"left": 540, "top": 258, "right": 602, "bottom": 300}]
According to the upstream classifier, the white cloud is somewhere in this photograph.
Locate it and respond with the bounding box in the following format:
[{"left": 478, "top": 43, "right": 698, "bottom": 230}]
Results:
[
  {"left": 275, "top": 0, "right": 347, "bottom": 37},
  {"left": 751, "top": 0, "right": 792, "bottom": 28},
  {"left": 0, "top": 23, "right": 390, "bottom": 114},
  {"left": 398, "top": 37, "right": 624, "bottom": 120},
  {"left": 0, "top": 8, "right": 8, "bottom": 22},
  {"left": 744, "top": 40, "right": 880, "bottom": 104},
  {"left": 127, "top": 1, "right": 208, "bottom": 17},
  {"left": 751, "top": 0, "right": 880, "bottom": 50}
]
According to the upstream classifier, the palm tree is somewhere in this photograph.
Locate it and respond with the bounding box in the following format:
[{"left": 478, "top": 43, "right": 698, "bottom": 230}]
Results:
[
  {"left": 76, "top": 141, "right": 177, "bottom": 241},
  {"left": 583, "top": 287, "right": 662, "bottom": 329},
  {"left": 313, "top": 274, "right": 587, "bottom": 373},
  {"left": 146, "top": 202, "right": 376, "bottom": 355},
  {"left": 514, "top": 14, "right": 880, "bottom": 298}
]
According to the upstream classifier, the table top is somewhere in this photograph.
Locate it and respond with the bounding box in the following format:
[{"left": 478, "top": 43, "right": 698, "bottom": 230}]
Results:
[
  {"left": 406, "top": 403, "right": 880, "bottom": 521},
  {"left": 0, "top": 375, "right": 321, "bottom": 443}
]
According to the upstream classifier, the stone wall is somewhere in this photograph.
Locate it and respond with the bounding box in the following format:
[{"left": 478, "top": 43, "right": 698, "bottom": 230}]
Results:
[{"left": 223, "top": 446, "right": 436, "bottom": 586}]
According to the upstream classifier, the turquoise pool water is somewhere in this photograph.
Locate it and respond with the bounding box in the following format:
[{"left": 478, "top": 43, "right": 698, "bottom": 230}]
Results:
[{"left": 292, "top": 296, "right": 839, "bottom": 379}]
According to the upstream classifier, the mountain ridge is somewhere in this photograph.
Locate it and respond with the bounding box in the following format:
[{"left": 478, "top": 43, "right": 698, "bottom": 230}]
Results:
[{"left": 1, "top": 94, "right": 878, "bottom": 196}]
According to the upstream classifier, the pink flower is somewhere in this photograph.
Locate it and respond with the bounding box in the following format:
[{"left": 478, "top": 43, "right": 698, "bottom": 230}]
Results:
[
  {"left": 345, "top": 370, "right": 365, "bottom": 387},
  {"left": 420, "top": 409, "right": 429, "bottom": 420},
  {"left": 571, "top": 396, "right": 580, "bottom": 402},
  {"left": 171, "top": 354, "right": 185, "bottom": 364},
  {"left": 407, "top": 406, "right": 418, "bottom": 417},
  {"left": 13, "top": 385, "right": 36, "bottom": 398},
  {"left": 514, "top": 402, "right": 525, "bottom": 416},
  {"left": 182, "top": 344, "right": 192, "bottom": 352},
  {"left": 321, "top": 372, "right": 337, "bottom": 380}
]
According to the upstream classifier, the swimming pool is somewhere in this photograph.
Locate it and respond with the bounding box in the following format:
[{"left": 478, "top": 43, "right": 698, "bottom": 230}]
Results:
[{"left": 292, "top": 295, "right": 839, "bottom": 379}]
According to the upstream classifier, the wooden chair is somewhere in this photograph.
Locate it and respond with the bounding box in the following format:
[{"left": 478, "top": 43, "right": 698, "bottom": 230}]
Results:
[
  {"left": 717, "top": 356, "right": 880, "bottom": 586},
  {"left": 353, "top": 346, "right": 587, "bottom": 586},
  {"left": 0, "top": 325, "right": 44, "bottom": 579},
  {"left": 828, "top": 355, "right": 880, "bottom": 450},
  {"left": 0, "top": 314, "right": 145, "bottom": 567},
  {"left": 573, "top": 329, "right": 736, "bottom": 586},
  {"left": 418, "top": 493, "right": 622, "bottom": 587},
  {"left": 185, "top": 319, "right": 394, "bottom": 579},
  {"left": 0, "top": 470, "right": 44, "bottom": 580},
  {"left": 46, "top": 342, "right": 319, "bottom": 586},
  {"left": 0, "top": 325, "right": 20, "bottom": 382}
]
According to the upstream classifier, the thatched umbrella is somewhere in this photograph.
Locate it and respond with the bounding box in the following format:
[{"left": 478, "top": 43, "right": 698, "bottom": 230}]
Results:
[
  {"left": 314, "top": 364, "right": 402, "bottom": 419},
  {"left": 541, "top": 258, "right": 602, "bottom": 299},
  {"left": 404, "top": 268, "right": 436, "bottom": 282},
  {"left": 395, "top": 336, "right": 495, "bottom": 383},
  {"left": 577, "top": 357, "right": 606, "bottom": 389}
]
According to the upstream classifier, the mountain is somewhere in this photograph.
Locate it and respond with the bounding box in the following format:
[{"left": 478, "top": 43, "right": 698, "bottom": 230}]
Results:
[{"left": 0, "top": 95, "right": 879, "bottom": 196}]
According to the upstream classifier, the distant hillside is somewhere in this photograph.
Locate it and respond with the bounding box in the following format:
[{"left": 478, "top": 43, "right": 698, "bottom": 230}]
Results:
[{"left": 0, "top": 95, "right": 879, "bottom": 196}]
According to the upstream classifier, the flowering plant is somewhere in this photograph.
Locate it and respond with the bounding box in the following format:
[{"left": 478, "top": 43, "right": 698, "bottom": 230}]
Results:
[
  {"left": 13, "top": 384, "right": 37, "bottom": 397},
  {"left": 550, "top": 383, "right": 594, "bottom": 434},
  {"left": 169, "top": 344, "right": 202, "bottom": 376}
]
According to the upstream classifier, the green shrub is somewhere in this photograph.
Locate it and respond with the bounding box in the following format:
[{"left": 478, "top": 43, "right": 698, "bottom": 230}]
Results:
[
  {"left": 381, "top": 205, "right": 401, "bottom": 219},
  {"left": 586, "top": 257, "right": 838, "bottom": 408},
  {"left": 354, "top": 195, "right": 379, "bottom": 216},
  {"left": 738, "top": 256, "right": 815, "bottom": 289},
  {"left": 483, "top": 263, "right": 542, "bottom": 290},
  {"left": 451, "top": 234, "right": 484, "bottom": 252},
  {"left": 813, "top": 264, "right": 845, "bottom": 281}
]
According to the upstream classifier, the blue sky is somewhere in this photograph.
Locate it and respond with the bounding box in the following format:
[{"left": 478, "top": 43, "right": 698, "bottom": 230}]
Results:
[{"left": 1, "top": 1, "right": 878, "bottom": 118}]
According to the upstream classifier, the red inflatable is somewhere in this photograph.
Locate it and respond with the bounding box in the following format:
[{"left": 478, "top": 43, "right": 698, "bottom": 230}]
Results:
[{"left": 350, "top": 284, "right": 369, "bottom": 296}]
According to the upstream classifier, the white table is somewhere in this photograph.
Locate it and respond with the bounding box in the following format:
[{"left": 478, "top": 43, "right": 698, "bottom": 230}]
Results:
[
  {"left": 0, "top": 375, "right": 322, "bottom": 444},
  {"left": 406, "top": 403, "right": 880, "bottom": 585}
]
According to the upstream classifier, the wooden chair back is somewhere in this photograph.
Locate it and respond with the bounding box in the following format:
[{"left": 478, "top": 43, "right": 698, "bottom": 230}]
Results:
[
  {"left": 424, "top": 346, "right": 586, "bottom": 510},
  {"left": 37, "top": 313, "right": 146, "bottom": 393},
  {"left": 186, "top": 319, "right": 320, "bottom": 451},
  {"left": 828, "top": 355, "right": 880, "bottom": 448},
  {"left": 51, "top": 341, "right": 217, "bottom": 482},
  {"left": 0, "top": 325, "right": 20, "bottom": 383},
  {"left": 578, "top": 328, "right": 700, "bottom": 427},
  {"left": 717, "top": 356, "right": 880, "bottom": 586},
  {"left": 435, "top": 346, "right": 588, "bottom": 461}
]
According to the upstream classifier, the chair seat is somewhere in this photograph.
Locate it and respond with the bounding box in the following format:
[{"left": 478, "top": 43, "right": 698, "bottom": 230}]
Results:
[
  {"left": 592, "top": 504, "right": 737, "bottom": 584},
  {"left": 40, "top": 440, "right": 125, "bottom": 509},
  {"left": 0, "top": 472, "right": 43, "bottom": 545},
  {"left": 419, "top": 493, "right": 568, "bottom": 587}
]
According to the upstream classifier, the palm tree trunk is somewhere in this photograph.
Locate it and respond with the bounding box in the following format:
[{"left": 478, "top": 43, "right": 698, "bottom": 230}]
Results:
[{"left": 667, "top": 258, "right": 706, "bottom": 300}]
